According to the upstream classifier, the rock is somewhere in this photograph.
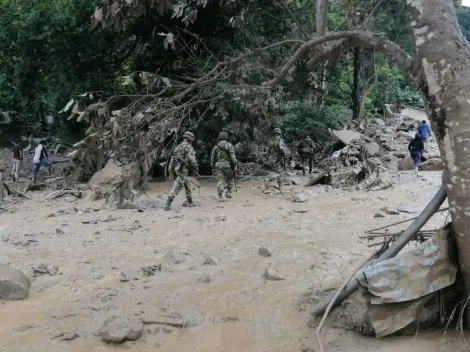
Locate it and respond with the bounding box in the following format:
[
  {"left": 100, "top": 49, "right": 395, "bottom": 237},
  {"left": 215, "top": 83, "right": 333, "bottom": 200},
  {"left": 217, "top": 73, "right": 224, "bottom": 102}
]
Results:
[
  {"left": 373, "top": 212, "right": 386, "bottom": 218},
  {"left": 259, "top": 247, "right": 273, "bottom": 257},
  {"left": 398, "top": 156, "right": 415, "bottom": 171},
  {"left": 393, "top": 151, "right": 408, "bottom": 158},
  {"left": 99, "top": 316, "right": 143, "bottom": 343},
  {"left": 396, "top": 131, "right": 415, "bottom": 141},
  {"left": 197, "top": 274, "right": 211, "bottom": 283},
  {"left": 264, "top": 268, "right": 285, "bottom": 281},
  {"left": 380, "top": 207, "right": 400, "bottom": 215},
  {"left": 0, "top": 266, "right": 31, "bottom": 300},
  {"left": 383, "top": 127, "right": 394, "bottom": 134},
  {"left": 292, "top": 193, "right": 307, "bottom": 203},
  {"left": 47, "top": 265, "right": 58, "bottom": 276},
  {"left": 420, "top": 158, "right": 444, "bottom": 171},
  {"left": 293, "top": 209, "right": 308, "bottom": 213},
  {"left": 203, "top": 257, "right": 219, "bottom": 266},
  {"left": 33, "top": 264, "right": 58, "bottom": 277},
  {"left": 120, "top": 270, "right": 141, "bottom": 282},
  {"left": 163, "top": 327, "right": 173, "bottom": 333},
  {"left": 364, "top": 142, "right": 380, "bottom": 157},
  {"left": 55, "top": 229, "right": 64, "bottom": 235}
]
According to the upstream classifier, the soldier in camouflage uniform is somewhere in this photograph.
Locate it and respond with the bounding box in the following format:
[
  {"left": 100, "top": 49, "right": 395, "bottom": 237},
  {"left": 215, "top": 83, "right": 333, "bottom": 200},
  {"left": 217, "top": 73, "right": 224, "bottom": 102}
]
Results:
[
  {"left": 211, "top": 131, "right": 238, "bottom": 200},
  {"left": 266, "top": 128, "right": 289, "bottom": 189},
  {"left": 297, "top": 136, "right": 316, "bottom": 176},
  {"left": 164, "top": 131, "right": 198, "bottom": 211}
]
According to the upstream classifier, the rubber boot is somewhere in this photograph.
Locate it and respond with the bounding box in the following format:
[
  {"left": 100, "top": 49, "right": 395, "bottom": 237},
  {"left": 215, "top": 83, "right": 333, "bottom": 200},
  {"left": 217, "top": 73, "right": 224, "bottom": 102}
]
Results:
[
  {"left": 226, "top": 191, "right": 232, "bottom": 199},
  {"left": 414, "top": 167, "right": 419, "bottom": 176},
  {"left": 164, "top": 197, "right": 174, "bottom": 211},
  {"left": 183, "top": 196, "right": 195, "bottom": 207},
  {"left": 218, "top": 192, "right": 223, "bottom": 201}
]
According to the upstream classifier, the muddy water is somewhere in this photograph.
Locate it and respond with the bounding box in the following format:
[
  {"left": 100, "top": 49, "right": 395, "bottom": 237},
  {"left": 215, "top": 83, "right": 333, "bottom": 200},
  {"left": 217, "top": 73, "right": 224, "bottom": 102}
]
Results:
[{"left": 0, "top": 172, "right": 462, "bottom": 351}]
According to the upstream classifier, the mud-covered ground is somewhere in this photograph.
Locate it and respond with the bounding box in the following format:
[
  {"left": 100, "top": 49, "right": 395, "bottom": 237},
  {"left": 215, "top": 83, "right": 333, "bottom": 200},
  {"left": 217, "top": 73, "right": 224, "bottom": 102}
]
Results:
[{"left": 0, "top": 170, "right": 469, "bottom": 352}]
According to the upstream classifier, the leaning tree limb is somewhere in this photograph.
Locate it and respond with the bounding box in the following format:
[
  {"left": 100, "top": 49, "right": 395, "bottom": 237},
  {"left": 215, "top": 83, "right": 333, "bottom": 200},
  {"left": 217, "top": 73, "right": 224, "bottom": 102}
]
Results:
[{"left": 269, "top": 31, "right": 414, "bottom": 87}]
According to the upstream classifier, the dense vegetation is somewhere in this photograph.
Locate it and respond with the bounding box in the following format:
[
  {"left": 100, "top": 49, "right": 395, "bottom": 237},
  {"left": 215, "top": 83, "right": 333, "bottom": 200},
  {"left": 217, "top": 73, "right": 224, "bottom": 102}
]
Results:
[{"left": 1, "top": 0, "right": 470, "bottom": 154}]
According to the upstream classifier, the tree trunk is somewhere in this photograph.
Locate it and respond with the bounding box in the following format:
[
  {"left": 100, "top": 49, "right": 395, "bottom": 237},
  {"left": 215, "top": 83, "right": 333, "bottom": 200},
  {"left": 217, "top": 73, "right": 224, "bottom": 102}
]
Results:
[
  {"left": 352, "top": 48, "right": 365, "bottom": 120},
  {"left": 316, "top": 0, "right": 329, "bottom": 37},
  {"left": 406, "top": 0, "right": 470, "bottom": 324}
]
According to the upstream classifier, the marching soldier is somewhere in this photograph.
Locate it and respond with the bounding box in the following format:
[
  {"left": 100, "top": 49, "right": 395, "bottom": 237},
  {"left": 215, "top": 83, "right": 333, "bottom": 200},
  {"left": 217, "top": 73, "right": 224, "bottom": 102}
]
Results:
[
  {"left": 164, "top": 131, "right": 198, "bottom": 211},
  {"left": 211, "top": 131, "right": 238, "bottom": 200},
  {"left": 266, "top": 128, "right": 289, "bottom": 189},
  {"left": 298, "top": 136, "right": 316, "bottom": 176}
]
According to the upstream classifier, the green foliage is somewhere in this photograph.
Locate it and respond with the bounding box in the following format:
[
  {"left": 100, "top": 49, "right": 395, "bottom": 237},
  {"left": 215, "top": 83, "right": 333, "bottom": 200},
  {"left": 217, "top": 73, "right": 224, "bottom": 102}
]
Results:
[{"left": 282, "top": 102, "right": 351, "bottom": 142}]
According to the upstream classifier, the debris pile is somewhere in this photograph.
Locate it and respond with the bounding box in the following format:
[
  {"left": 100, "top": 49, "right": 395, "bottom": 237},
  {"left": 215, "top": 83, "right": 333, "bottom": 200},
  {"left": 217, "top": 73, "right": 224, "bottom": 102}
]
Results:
[{"left": 309, "top": 105, "right": 442, "bottom": 190}]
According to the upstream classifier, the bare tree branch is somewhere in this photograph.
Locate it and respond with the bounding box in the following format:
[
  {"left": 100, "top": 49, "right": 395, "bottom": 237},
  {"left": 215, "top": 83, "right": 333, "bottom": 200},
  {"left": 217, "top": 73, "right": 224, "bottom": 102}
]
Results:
[{"left": 269, "top": 31, "right": 414, "bottom": 87}]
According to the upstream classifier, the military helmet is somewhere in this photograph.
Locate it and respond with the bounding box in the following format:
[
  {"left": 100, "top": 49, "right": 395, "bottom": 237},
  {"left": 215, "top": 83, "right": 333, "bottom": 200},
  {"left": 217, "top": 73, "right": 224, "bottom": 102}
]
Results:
[
  {"left": 273, "top": 128, "right": 282, "bottom": 135},
  {"left": 183, "top": 131, "right": 195, "bottom": 141},
  {"left": 217, "top": 131, "right": 229, "bottom": 141}
]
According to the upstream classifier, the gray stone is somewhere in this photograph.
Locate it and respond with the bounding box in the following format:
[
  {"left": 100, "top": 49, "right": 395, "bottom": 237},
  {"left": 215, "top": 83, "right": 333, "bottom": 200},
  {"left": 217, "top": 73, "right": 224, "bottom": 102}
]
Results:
[
  {"left": 99, "top": 316, "right": 143, "bottom": 343},
  {"left": 264, "top": 268, "right": 285, "bottom": 281},
  {"left": 0, "top": 266, "right": 31, "bottom": 300},
  {"left": 259, "top": 247, "right": 273, "bottom": 257},
  {"left": 292, "top": 193, "right": 307, "bottom": 203},
  {"left": 373, "top": 212, "right": 386, "bottom": 218},
  {"left": 396, "top": 131, "right": 415, "bottom": 141},
  {"left": 398, "top": 156, "right": 415, "bottom": 171},
  {"left": 364, "top": 142, "right": 380, "bottom": 157}
]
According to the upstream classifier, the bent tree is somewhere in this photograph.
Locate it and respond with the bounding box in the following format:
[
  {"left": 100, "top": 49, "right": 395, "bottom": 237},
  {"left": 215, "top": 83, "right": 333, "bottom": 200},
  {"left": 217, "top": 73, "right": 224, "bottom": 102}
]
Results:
[{"left": 271, "top": 0, "right": 470, "bottom": 321}]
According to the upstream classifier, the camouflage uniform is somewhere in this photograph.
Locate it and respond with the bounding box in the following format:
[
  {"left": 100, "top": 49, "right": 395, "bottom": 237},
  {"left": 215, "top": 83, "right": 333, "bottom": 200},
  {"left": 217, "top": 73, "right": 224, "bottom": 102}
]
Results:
[
  {"left": 165, "top": 132, "right": 198, "bottom": 210},
  {"left": 267, "top": 128, "right": 289, "bottom": 189},
  {"left": 211, "top": 132, "right": 238, "bottom": 199},
  {"left": 298, "top": 136, "right": 316, "bottom": 176}
]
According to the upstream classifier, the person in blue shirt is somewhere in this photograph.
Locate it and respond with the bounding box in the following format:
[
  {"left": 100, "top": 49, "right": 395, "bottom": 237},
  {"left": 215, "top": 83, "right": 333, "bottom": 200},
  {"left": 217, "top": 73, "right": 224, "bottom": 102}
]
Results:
[{"left": 417, "top": 120, "right": 431, "bottom": 151}]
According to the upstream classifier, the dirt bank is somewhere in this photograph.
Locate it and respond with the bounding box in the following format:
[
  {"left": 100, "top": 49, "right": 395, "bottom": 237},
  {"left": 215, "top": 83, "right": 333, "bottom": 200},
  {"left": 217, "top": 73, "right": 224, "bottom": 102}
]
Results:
[{"left": 0, "top": 170, "right": 467, "bottom": 352}]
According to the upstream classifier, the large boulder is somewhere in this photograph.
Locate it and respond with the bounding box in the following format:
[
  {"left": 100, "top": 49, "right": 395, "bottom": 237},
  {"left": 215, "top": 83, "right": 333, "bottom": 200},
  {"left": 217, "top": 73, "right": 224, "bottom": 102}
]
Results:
[
  {"left": 396, "top": 131, "right": 415, "bottom": 141},
  {"left": 420, "top": 158, "right": 444, "bottom": 171},
  {"left": 0, "top": 266, "right": 31, "bottom": 300},
  {"left": 398, "top": 156, "right": 415, "bottom": 171},
  {"left": 364, "top": 142, "right": 380, "bottom": 157},
  {"left": 99, "top": 316, "right": 143, "bottom": 343}
]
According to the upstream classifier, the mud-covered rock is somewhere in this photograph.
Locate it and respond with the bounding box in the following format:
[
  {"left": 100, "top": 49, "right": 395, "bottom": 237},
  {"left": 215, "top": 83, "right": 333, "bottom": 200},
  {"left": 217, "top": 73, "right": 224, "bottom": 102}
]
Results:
[
  {"left": 99, "top": 316, "right": 143, "bottom": 343},
  {"left": 0, "top": 266, "right": 31, "bottom": 300}
]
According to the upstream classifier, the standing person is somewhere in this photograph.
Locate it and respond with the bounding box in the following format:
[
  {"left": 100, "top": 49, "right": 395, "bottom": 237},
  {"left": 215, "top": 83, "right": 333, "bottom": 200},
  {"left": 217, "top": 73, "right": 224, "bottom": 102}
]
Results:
[
  {"left": 266, "top": 128, "right": 289, "bottom": 190},
  {"left": 33, "top": 140, "right": 51, "bottom": 183},
  {"left": 11, "top": 141, "right": 24, "bottom": 182},
  {"left": 408, "top": 133, "right": 425, "bottom": 176},
  {"left": 211, "top": 131, "right": 238, "bottom": 200},
  {"left": 164, "top": 131, "right": 198, "bottom": 211},
  {"left": 417, "top": 120, "right": 432, "bottom": 151},
  {"left": 297, "top": 136, "right": 316, "bottom": 176}
]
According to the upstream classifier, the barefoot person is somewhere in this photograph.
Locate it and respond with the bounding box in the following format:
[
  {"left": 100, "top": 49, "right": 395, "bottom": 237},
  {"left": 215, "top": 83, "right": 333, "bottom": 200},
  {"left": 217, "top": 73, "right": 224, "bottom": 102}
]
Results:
[
  {"left": 11, "top": 140, "right": 24, "bottom": 182},
  {"left": 211, "top": 131, "right": 238, "bottom": 200},
  {"left": 164, "top": 131, "right": 198, "bottom": 211},
  {"left": 33, "top": 140, "right": 51, "bottom": 183},
  {"left": 408, "top": 133, "right": 424, "bottom": 176}
]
